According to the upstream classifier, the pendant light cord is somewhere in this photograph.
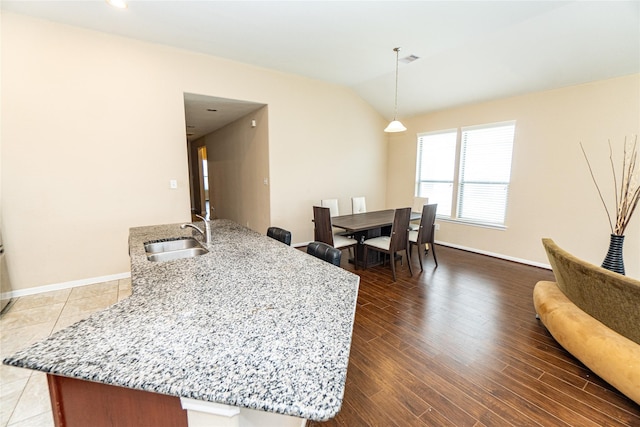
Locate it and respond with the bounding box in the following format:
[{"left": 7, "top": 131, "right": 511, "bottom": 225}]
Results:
[{"left": 392, "top": 47, "right": 400, "bottom": 120}]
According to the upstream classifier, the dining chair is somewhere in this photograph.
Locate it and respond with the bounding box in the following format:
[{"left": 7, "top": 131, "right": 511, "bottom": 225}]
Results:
[
  {"left": 320, "top": 198, "right": 345, "bottom": 236},
  {"left": 410, "top": 196, "right": 429, "bottom": 231},
  {"left": 320, "top": 198, "right": 340, "bottom": 217},
  {"left": 312, "top": 206, "right": 358, "bottom": 269},
  {"left": 409, "top": 204, "right": 438, "bottom": 270},
  {"left": 267, "top": 227, "right": 292, "bottom": 246},
  {"left": 307, "top": 241, "right": 342, "bottom": 266},
  {"left": 351, "top": 196, "right": 367, "bottom": 214},
  {"left": 362, "top": 207, "right": 412, "bottom": 281},
  {"left": 321, "top": 198, "right": 355, "bottom": 258}
]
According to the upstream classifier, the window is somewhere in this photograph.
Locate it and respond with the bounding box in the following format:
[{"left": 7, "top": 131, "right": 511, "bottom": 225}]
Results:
[
  {"left": 415, "top": 121, "right": 515, "bottom": 227},
  {"left": 416, "top": 130, "right": 457, "bottom": 217}
]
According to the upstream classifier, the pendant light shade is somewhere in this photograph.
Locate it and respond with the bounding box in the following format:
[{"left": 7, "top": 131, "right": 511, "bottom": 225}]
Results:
[
  {"left": 384, "top": 120, "right": 407, "bottom": 133},
  {"left": 384, "top": 47, "right": 406, "bottom": 133},
  {"left": 106, "top": 0, "right": 128, "bottom": 8}
]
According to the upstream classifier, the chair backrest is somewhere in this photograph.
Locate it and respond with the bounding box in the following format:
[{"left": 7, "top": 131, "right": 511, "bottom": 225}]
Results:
[
  {"left": 307, "top": 241, "right": 341, "bottom": 266},
  {"left": 412, "top": 197, "right": 429, "bottom": 213},
  {"left": 352, "top": 196, "right": 367, "bottom": 214},
  {"left": 388, "top": 207, "right": 412, "bottom": 252},
  {"left": 320, "top": 199, "right": 340, "bottom": 217},
  {"left": 416, "top": 204, "right": 438, "bottom": 245},
  {"left": 312, "top": 206, "right": 334, "bottom": 246},
  {"left": 267, "top": 227, "right": 292, "bottom": 246}
]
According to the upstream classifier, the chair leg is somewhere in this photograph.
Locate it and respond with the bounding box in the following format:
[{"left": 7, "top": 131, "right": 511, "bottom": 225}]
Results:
[
  {"left": 416, "top": 243, "right": 424, "bottom": 271},
  {"left": 390, "top": 251, "right": 397, "bottom": 281},
  {"left": 363, "top": 246, "right": 368, "bottom": 270},
  {"left": 406, "top": 247, "right": 413, "bottom": 276},
  {"left": 431, "top": 243, "right": 438, "bottom": 267}
]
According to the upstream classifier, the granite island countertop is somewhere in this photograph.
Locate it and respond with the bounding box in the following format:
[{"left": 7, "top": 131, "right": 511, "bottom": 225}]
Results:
[{"left": 4, "top": 219, "right": 360, "bottom": 421}]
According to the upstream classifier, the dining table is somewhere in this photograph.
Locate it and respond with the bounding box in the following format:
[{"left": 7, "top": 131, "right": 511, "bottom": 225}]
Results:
[{"left": 331, "top": 208, "right": 421, "bottom": 268}]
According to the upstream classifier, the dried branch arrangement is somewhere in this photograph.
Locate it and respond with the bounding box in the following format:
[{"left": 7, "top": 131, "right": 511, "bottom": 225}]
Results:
[{"left": 580, "top": 135, "right": 639, "bottom": 236}]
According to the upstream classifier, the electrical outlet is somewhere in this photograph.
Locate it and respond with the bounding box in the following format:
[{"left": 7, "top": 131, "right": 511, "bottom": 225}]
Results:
[
  {"left": 169, "top": 179, "right": 178, "bottom": 189},
  {"left": 435, "top": 223, "right": 440, "bottom": 231}
]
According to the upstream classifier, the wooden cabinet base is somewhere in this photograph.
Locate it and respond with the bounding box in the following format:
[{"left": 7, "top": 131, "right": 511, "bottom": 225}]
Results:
[{"left": 47, "top": 374, "right": 188, "bottom": 427}]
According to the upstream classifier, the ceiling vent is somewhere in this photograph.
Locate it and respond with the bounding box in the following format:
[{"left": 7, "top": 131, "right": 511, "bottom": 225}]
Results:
[{"left": 399, "top": 55, "right": 419, "bottom": 64}]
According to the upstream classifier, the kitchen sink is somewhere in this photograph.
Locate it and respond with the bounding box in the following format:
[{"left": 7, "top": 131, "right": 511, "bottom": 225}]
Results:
[
  {"left": 144, "top": 237, "right": 208, "bottom": 262},
  {"left": 146, "top": 247, "right": 208, "bottom": 262},
  {"left": 144, "top": 237, "right": 202, "bottom": 254}
]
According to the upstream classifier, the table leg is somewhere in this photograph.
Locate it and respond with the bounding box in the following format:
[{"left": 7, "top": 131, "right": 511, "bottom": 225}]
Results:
[{"left": 352, "top": 227, "right": 387, "bottom": 269}]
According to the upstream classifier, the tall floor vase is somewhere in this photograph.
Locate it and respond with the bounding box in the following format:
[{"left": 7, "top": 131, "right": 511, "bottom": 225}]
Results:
[{"left": 601, "top": 234, "right": 625, "bottom": 275}]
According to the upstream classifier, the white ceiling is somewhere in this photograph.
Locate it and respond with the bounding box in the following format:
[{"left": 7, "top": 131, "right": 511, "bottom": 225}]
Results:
[
  {"left": 3, "top": 1, "right": 639, "bottom": 136},
  {"left": 183, "top": 94, "right": 265, "bottom": 140}
]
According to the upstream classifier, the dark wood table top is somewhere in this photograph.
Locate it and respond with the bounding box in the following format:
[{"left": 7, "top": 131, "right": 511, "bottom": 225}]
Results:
[{"left": 331, "top": 209, "right": 420, "bottom": 233}]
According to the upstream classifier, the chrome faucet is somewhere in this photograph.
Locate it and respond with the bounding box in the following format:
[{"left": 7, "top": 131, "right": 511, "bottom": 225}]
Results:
[{"left": 180, "top": 214, "right": 211, "bottom": 243}]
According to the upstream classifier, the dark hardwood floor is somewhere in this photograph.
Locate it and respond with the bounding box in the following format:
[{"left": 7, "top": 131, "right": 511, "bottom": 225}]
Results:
[{"left": 306, "top": 244, "right": 640, "bottom": 427}]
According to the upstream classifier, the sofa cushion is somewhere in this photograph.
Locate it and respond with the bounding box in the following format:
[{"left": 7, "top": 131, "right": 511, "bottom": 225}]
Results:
[{"left": 542, "top": 238, "right": 640, "bottom": 345}]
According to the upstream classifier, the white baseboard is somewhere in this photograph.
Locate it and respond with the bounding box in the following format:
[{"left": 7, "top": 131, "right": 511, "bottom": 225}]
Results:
[
  {"left": 2, "top": 272, "right": 132, "bottom": 299},
  {"left": 434, "top": 240, "right": 551, "bottom": 270}
]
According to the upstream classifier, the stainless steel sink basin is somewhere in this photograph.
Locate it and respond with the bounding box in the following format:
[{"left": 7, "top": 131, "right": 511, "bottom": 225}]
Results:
[
  {"left": 144, "top": 238, "right": 202, "bottom": 254},
  {"left": 146, "top": 247, "right": 209, "bottom": 262},
  {"left": 144, "top": 237, "right": 208, "bottom": 262}
]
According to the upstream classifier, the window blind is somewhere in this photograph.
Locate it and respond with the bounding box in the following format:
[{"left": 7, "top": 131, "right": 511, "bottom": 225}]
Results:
[{"left": 457, "top": 123, "right": 515, "bottom": 225}]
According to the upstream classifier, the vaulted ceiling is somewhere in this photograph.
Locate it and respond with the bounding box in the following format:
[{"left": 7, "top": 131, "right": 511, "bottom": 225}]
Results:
[{"left": 3, "top": 1, "right": 639, "bottom": 135}]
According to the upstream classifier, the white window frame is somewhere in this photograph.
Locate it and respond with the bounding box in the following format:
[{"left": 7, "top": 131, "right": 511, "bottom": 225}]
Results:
[
  {"left": 415, "top": 121, "right": 516, "bottom": 229},
  {"left": 415, "top": 129, "right": 458, "bottom": 218}
]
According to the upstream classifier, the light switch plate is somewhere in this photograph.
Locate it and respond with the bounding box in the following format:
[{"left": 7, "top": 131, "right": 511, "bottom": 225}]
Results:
[{"left": 170, "top": 179, "right": 178, "bottom": 189}]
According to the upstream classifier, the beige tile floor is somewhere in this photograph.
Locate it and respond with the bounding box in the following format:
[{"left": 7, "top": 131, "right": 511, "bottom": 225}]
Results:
[{"left": 0, "top": 279, "right": 132, "bottom": 427}]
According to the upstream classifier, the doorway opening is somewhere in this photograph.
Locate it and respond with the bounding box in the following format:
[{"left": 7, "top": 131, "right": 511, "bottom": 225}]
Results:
[
  {"left": 184, "top": 93, "right": 270, "bottom": 231},
  {"left": 197, "top": 145, "right": 209, "bottom": 219}
]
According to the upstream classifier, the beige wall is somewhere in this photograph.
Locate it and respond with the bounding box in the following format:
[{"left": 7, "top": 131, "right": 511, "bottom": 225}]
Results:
[
  {"left": 1, "top": 13, "right": 387, "bottom": 292},
  {"left": 266, "top": 73, "right": 389, "bottom": 241},
  {"left": 387, "top": 74, "right": 640, "bottom": 277},
  {"left": 202, "top": 106, "right": 271, "bottom": 233}
]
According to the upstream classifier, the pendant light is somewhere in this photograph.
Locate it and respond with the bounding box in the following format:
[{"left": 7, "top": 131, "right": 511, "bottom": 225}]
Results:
[
  {"left": 384, "top": 47, "right": 407, "bottom": 133},
  {"left": 106, "top": 0, "right": 128, "bottom": 9}
]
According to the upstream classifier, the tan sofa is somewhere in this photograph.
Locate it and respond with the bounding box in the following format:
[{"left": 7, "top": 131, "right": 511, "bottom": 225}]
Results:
[{"left": 533, "top": 238, "right": 640, "bottom": 405}]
